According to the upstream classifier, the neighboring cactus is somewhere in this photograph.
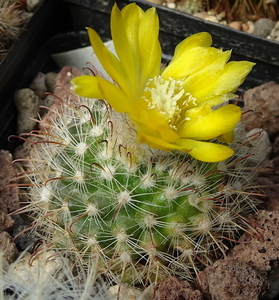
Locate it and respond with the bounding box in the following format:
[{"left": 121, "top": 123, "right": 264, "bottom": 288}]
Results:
[
  {"left": 0, "top": 0, "right": 28, "bottom": 61},
  {"left": 1, "top": 250, "right": 113, "bottom": 300},
  {"left": 17, "top": 1, "right": 262, "bottom": 291}
]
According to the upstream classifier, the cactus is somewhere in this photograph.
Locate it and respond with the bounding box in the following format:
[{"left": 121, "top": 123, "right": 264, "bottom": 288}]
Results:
[
  {"left": 16, "top": 2, "right": 263, "bottom": 291},
  {"left": 0, "top": 0, "right": 27, "bottom": 61},
  {"left": 20, "top": 90, "right": 261, "bottom": 286},
  {"left": 1, "top": 250, "right": 113, "bottom": 300}
]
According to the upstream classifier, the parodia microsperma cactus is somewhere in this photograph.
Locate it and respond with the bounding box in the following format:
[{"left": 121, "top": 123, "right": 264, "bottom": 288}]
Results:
[
  {"left": 16, "top": 2, "right": 264, "bottom": 288},
  {"left": 20, "top": 94, "right": 262, "bottom": 285}
]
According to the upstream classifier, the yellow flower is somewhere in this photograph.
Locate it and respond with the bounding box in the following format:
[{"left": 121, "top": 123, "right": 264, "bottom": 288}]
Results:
[{"left": 71, "top": 3, "right": 255, "bottom": 162}]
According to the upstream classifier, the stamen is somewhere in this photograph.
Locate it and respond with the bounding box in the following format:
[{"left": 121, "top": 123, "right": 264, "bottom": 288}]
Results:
[{"left": 142, "top": 76, "right": 196, "bottom": 130}]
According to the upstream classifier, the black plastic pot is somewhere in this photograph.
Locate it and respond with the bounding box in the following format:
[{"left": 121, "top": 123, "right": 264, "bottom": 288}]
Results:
[
  {"left": 64, "top": 0, "right": 279, "bottom": 88},
  {"left": 0, "top": 0, "right": 278, "bottom": 151},
  {"left": 0, "top": 0, "right": 71, "bottom": 151},
  {"left": 127, "top": 0, "right": 279, "bottom": 85}
]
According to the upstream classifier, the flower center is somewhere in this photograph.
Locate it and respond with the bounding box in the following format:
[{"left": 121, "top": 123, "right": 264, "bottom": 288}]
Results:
[{"left": 142, "top": 76, "right": 196, "bottom": 129}]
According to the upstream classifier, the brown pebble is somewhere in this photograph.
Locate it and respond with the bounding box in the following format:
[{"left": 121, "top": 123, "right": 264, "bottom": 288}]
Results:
[
  {"left": 159, "top": 277, "right": 203, "bottom": 300},
  {"left": 242, "top": 22, "right": 249, "bottom": 32},
  {"left": 228, "top": 21, "right": 241, "bottom": 31},
  {"left": 197, "top": 259, "right": 269, "bottom": 300},
  {"left": 193, "top": 11, "right": 208, "bottom": 19}
]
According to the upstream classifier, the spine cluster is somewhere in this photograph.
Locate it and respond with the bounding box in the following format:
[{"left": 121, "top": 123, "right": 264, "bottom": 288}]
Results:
[{"left": 22, "top": 92, "right": 261, "bottom": 285}]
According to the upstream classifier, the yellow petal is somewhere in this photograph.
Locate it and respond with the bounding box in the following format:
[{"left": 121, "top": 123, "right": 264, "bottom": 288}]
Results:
[
  {"left": 122, "top": 3, "right": 161, "bottom": 81},
  {"left": 200, "top": 93, "right": 237, "bottom": 107},
  {"left": 71, "top": 75, "right": 131, "bottom": 113},
  {"left": 136, "top": 6, "right": 161, "bottom": 84},
  {"left": 185, "top": 60, "right": 255, "bottom": 103},
  {"left": 203, "top": 61, "right": 255, "bottom": 97},
  {"left": 163, "top": 47, "right": 230, "bottom": 80},
  {"left": 111, "top": 4, "right": 161, "bottom": 95},
  {"left": 183, "top": 104, "right": 212, "bottom": 121},
  {"left": 218, "top": 130, "right": 235, "bottom": 143},
  {"left": 138, "top": 133, "right": 234, "bottom": 162},
  {"left": 178, "top": 104, "right": 241, "bottom": 140},
  {"left": 131, "top": 105, "right": 180, "bottom": 143},
  {"left": 137, "top": 132, "right": 189, "bottom": 151},
  {"left": 111, "top": 4, "right": 138, "bottom": 86},
  {"left": 121, "top": 3, "right": 144, "bottom": 48},
  {"left": 178, "top": 139, "right": 234, "bottom": 162},
  {"left": 180, "top": 49, "right": 232, "bottom": 98},
  {"left": 171, "top": 32, "right": 212, "bottom": 61},
  {"left": 87, "top": 28, "right": 131, "bottom": 96}
]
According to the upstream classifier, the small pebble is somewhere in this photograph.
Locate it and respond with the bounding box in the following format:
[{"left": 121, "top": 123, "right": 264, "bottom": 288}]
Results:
[
  {"left": 228, "top": 21, "right": 242, "bottom": 31},
  {"left": 269, "top": 20, "right": 279, "bottom": 41},
  {"left": 254, "top": 18, "right": 275, "bottom": 37},
  {"left": 205, "top": 15, "right": 219, "bottom": 23},
  {"left": 29, "top": 72, "right": 47, "bottom": 99},
  {"left": 219, "top": 20, "right": 227, "bottom": 26},
  {"left": 45, "top": 72, "right": 58, "bottom": 93},
  {"left": 193, "top": 11, "right": 208, "bottom": 19},
  {"left": 246, "top": 21, "right": 255, "bottom": 34},
  {"left": 26, "top": 0, "right": 41, "bottom": 12},
  {"left": 39, "top": 94, "right": 56, "bottom": 116},
  {"left": 146, "top": 0, "right": 163, "bottom": 4},
  {"left": 14, "top": 88, "right": 39, "bottom": 134},
  {"left": 207, "top": 9, "right": 216, "bottom": 16},
  {"left": 166, "top": 2, "right": 176, "bottom": 9},
  {"left": 43, "top": 94, "right": 56, "bottom": 108},
  {"left": 241, "top": 22, "right": 249, "bottom": 32},
  {"left": 11, "top": 250, "right": 69, "bottom": 285},
  {"left": 216, "top": 11, "right": 226, "bottom": 21},
  {"left": 247, "top": 128, "right": 272, "bottom": 161},
  {"left": 109, "top": 284, "right": 153, "bottom": 300}
]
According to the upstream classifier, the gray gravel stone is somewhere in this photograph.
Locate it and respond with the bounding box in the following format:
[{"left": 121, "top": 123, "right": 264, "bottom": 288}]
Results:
[
  {"left": 269, "top": 20, "right": 279, "bottom": 41},
  {"left": 29, "top": 72, "right": 47, "bottom": 99},
  {"left": 14, "top": 88, "right": 39, "bottom": 134},
  {"left": 254, "top": 18, "right": 275, "bottom": 37},
  {"left": 45, "top": 72, "right": 58, "bottom": 93}
]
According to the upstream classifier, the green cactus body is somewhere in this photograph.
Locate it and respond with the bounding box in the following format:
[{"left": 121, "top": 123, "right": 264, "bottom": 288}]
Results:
[{"left": 27, "top": 94, "right": 260, "bottom": 284}]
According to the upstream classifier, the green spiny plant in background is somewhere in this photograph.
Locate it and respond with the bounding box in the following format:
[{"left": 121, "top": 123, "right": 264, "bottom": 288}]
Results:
[
  {"left": 0, "top": 0, "right": 27, "bottom": 62},
  {"left": 1, "top": 250, "right": 113, "bottom": 300},
  {"left": 16, "top": 2, "right": 263, "bottom": 292}
]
